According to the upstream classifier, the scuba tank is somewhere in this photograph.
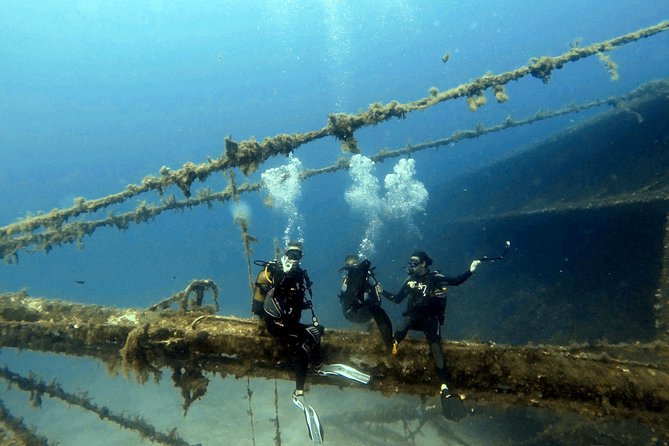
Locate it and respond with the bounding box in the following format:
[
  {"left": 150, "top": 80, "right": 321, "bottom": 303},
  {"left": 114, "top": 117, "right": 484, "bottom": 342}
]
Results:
[
  {"left": 339, "top": 259, "right": 377, "bottom": 323},
  {"left": 251, "top": 260, "right": 276, "bottom": 317},
  {"left": 252, "top": 259, "right": 319, "bottom": 326}
]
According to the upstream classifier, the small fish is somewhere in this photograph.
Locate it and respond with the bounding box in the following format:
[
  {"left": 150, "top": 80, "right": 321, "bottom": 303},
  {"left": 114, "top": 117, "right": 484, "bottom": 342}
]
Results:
[
  {"left": 75, "top": 280, "right": 85, "bottom": 285},
  {"left": 441, "top": 53, "right": 450, "bottom": 63}
]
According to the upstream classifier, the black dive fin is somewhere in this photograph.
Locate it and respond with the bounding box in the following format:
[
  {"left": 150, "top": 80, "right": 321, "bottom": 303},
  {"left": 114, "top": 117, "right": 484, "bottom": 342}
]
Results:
[
  {"left": 317, "top": 363, "right": 370, "bottom": 384},
  {"left": 293, "top": 395, "right": 324, "bottom": 443},
  {"left": 441, "top": 392, "right": 467, "bottom": 422}
]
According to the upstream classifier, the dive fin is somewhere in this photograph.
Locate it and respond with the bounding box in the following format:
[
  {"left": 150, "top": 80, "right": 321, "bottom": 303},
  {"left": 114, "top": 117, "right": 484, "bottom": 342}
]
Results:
[
  {"left": 440, "top": 392, "right": 467, "bottom": 422},
  {"left": 317, "top": 363, "right": 370, "bottom": 384},
  {"left": 293, "top": 394, "right": 324, "bottom": 443}
]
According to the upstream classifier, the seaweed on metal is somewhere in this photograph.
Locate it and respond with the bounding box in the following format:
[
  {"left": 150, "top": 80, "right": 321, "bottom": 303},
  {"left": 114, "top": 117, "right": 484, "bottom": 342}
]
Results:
[
  {"left": 0, "top": 366, "right": 195, "bottom": 446},
  {"left": 1, "top": 20, "right": 667, "bottom": 263}
]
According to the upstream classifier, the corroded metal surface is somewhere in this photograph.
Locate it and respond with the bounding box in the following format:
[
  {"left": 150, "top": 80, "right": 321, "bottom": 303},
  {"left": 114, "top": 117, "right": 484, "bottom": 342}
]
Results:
[
  {"left": 1, "top": 291, "right": 668, "bottom": 435},
  {"left": 658, "top": 213, "right": 669, "bottom": 341},
  {"left": 440, "top": 79, "right": 669, "bottom": 225}
]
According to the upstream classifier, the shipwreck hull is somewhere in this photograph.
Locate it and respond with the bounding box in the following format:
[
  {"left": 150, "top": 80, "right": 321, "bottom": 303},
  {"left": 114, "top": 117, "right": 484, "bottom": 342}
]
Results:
[
  {"left": 412, "top": 79, "right": 669, "bottom": 346},
  {"left": 1, "top": 291, "right": 668, "bottom": 437}
]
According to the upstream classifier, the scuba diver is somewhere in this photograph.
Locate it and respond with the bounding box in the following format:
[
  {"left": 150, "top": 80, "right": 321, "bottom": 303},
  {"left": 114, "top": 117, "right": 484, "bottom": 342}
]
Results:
[
  {"left": 382, "top": 250, "right": 481, "bottom": 422},
  {"left": 338, "top": 255, "right": 394, "bottom": 353},
  {"left": 252, "top": 242, "right": 369, "bottom": 443},
  {"left": 252, "top": 243, "right": 322, "bottom": 394}
]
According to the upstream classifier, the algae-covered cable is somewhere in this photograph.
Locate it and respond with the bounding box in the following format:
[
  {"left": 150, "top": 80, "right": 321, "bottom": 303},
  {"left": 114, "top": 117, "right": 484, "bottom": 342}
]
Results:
[
  {"left": 0, "top": 94, "right": 638, "bottom": 263},
  {"left": 0, "top": 20, "right": 667, "bottom": 260},
  {"left": 0, "top": 366, "right": 196, "bottom": 446}
]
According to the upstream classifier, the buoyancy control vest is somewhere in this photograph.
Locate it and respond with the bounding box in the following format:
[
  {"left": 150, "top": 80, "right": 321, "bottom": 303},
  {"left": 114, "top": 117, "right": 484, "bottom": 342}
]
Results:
[
  {"left": 402, "top": 271, "right": 448, "bottom": 321},
  {"left": 252, "top": 260, "right": 308, "bottom": 321}
]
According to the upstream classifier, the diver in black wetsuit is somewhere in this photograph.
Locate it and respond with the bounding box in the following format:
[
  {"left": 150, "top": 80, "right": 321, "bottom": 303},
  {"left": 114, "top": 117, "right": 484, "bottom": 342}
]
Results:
[
  {"left": 252, "top": 242, "right": 323, "bottom": 404},
  {"left": 382, "top": 250, "right": 480, "bottom": 402},
  {"left": 338, "top": 255, "right": 394, "bottom": 353}
]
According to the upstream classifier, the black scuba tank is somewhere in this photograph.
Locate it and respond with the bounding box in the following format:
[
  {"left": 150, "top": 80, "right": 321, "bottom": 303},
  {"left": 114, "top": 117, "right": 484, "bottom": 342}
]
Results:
[{"left": 339, "top": 259, "right": 375, "bottom": 323}]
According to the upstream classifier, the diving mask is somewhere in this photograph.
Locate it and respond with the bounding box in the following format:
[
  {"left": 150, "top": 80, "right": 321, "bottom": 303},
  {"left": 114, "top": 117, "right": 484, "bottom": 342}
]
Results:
[
  {"left": 407, "top": 257, "right": 426, "bottom": 275},
  {"left": 286, "top": 249, "right": 303, "bottom": 261}
]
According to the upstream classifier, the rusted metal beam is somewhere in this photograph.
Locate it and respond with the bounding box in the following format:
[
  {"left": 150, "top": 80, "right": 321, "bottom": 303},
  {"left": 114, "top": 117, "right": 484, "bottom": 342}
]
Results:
[{"left": 1, "top": 291, "right": 668, "bottom": 434}]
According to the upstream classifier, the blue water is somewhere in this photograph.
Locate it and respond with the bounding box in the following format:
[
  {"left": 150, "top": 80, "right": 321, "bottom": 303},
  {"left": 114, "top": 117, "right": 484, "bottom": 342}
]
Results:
[
  {"left": 1, "top": 0, "right": 667, "bottom": 313},
  {"left": 1, "top": 2, "right": 668, "bottom": 444}
]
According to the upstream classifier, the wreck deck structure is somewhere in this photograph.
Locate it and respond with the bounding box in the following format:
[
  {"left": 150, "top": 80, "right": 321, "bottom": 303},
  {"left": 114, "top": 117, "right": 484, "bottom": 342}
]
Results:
[{"left": 1, "top": 290, "right": 668, "bottom": 437}]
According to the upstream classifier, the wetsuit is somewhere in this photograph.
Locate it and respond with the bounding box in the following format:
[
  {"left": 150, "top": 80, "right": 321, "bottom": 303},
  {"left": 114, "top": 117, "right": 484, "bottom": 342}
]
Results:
[
  {"left": 383, "top": 268, "right": 473, "bottom": 383},
  {"left": 253, "top": 262, "right": 322, "bottom": 391},
  {"left": 339, "top": 262, "right": 394, "bottom": 353}
]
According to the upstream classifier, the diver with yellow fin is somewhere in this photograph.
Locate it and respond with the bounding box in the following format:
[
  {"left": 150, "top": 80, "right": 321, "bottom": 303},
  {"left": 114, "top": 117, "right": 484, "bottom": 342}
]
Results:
[
  {"left": 382, "top": 250, "right": 476, "bottom": 421},
  {"left": 382, "top": 242, "right": 510, "bottom": 421},
  {"left": 252, "top": 242, "right": 369, "bottom": 443}
]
